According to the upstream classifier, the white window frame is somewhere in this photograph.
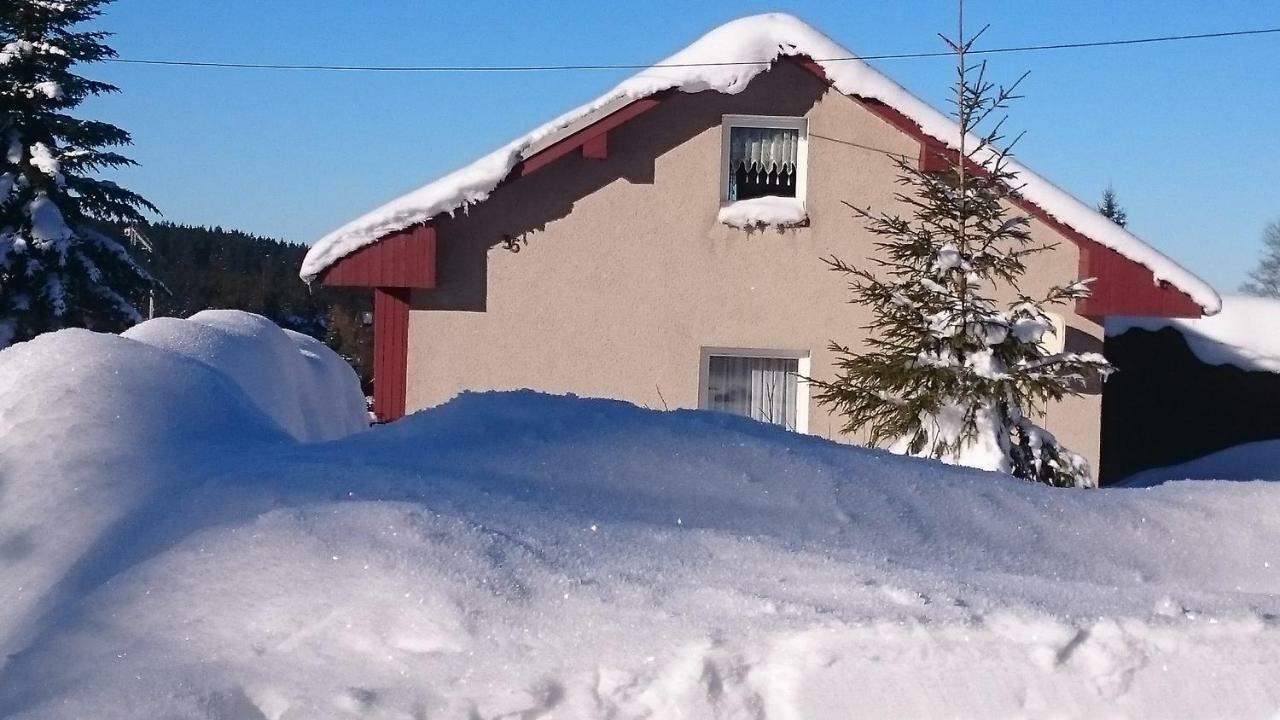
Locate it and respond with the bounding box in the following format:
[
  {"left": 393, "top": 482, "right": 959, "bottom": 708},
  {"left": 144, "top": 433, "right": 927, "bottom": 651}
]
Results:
[
  {"left": 719, "top": 115, "right": 809, "bottom": 205},
  {"left": 698, "top": 346, "right": 811, "bottom": 433}
]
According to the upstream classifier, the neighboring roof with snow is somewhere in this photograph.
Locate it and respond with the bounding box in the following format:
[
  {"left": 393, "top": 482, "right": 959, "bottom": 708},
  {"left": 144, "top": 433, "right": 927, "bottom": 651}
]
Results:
[
  {"left": 1107, "top": 295, "right": 1280, "bottom": 373},
  {"left": 300, "top": 13, "right": 1220, "bottom": 314}
]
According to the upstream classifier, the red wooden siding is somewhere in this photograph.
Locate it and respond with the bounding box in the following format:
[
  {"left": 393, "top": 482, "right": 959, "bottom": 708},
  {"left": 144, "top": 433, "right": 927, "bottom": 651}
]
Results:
[
  {"left": 320, "top": 224, "right": 437, "bottom": 289},
  {"left": 582, "top": 132, "right": 609, "bottom": 160},
  {"left": 372, "top": 287, "right": 411, "bottom": 422},
  {"left": 918, "top": 140, "right": 951, "bottom": 174},
  {"left": 1075, "top": 239, "right": 1203, "bottom": 318}
]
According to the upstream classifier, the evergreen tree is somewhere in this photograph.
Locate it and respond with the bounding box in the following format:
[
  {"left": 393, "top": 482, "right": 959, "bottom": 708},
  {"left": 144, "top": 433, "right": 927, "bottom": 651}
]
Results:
[
  {"left": 1097, "top": 185, "right": 1127, "bottom": 227},
  {"left": 1240, "top": 220, "right": 1280, "bottom": 298},
  {"left": 0, "top": 0, "right": 155, "bottom": 349},
  {"left": 814, "top": 33, "right": 1112, "bottom": 488}
]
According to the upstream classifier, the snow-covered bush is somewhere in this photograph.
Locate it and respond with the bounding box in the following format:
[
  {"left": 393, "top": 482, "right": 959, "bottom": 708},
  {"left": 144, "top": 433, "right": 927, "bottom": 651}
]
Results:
[{"left": 123, "top": 310, "right": 368, "bottom": 442}]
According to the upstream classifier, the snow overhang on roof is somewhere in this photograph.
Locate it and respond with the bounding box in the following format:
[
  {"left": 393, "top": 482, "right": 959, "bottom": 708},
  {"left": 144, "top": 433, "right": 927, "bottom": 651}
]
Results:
[
  {"left": 300, "top": 13, "right": 1221, "bottom": 315},
  {"left": 1107, "top": 295, "right": 1280, "bottom": 373}
]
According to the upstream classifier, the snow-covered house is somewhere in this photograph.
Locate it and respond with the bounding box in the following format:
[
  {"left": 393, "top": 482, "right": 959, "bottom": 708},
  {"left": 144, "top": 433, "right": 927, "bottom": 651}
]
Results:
[
  {"left": 1104, "top": 296, "right": 1280, "bottom": 481},
  {"left": 301, "top": 14, "right": 1218, "bottom": 477}
]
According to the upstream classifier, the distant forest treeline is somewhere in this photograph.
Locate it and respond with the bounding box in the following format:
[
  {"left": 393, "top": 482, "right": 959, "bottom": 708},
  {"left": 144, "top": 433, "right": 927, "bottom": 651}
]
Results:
[{"left": 130, "top": 222, "right": 374, "bottom": 390}]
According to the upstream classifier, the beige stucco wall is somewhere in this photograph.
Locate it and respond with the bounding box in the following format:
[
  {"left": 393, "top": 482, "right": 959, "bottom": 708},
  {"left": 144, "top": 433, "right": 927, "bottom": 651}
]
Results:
[{"left": 406, "top": 62, "right": 1105, "bottom": 473}]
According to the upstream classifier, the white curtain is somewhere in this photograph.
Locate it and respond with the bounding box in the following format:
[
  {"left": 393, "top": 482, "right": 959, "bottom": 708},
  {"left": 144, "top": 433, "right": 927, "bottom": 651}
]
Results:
[
  {"left": 706, "top": 356, "right": 799, "bottom": 429},
  {"left": 729, "top": 127, "right": 800, "bottom": 174}
]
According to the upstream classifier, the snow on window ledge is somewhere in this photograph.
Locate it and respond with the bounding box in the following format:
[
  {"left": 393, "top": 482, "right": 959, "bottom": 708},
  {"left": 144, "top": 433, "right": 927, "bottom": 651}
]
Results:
[{"left": 717, "top": 196, "right": 808, "bottom": 230}]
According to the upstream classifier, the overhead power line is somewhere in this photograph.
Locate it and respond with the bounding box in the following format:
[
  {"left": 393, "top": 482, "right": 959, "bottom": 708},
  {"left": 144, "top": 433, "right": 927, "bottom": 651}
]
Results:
[{"left": 105, "top": 26, "right": 1280, "bottom": 74}]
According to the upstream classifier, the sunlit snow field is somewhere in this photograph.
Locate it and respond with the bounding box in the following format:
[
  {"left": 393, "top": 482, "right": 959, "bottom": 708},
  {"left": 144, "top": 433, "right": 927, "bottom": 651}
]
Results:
[{"left": 2, "top": 312, "right": 1279, "bottom": 719}]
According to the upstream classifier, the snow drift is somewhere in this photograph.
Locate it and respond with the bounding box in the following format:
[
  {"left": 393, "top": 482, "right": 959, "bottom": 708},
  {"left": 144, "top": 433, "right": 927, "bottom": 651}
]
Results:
[
  {"left": 0, "top": 313, "right": 367, "bottom": 676},
  {"left": 122, "top": 310, "right": 369, "bottom": 442},
  {"left": 300, "top": 13, "right": 1219, "bottom": 315},
  {"left": 3, "top": 321, "right": 1280, "bottom": 717}
]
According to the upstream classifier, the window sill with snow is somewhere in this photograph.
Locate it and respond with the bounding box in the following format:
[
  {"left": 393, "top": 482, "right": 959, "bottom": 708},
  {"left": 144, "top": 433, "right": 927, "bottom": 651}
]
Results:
[{"left": 717, "top": 196, "right": 808, "bottom": 230}]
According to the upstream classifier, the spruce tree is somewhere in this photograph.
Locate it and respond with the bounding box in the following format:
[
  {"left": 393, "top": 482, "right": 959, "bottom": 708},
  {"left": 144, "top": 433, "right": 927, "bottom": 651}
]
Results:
[
  {"left": 0, "top": 0, "right": 155, "bottom": 349},
  {"left": 1097, "top": 185, "right": 1127, "bottom": 227},
  {"left": 1240, "top": 220, "right": 1280, "bottom": 298},
  {"left": 814, "top": 31, "right": 1111, "bottom": 488}
]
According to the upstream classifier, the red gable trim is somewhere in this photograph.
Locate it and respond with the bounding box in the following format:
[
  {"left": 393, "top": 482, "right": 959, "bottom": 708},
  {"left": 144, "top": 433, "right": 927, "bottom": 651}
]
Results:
[
  {"left": 318, "top": 98, "right": 666, "bottom": 422},
  {"left": 1074, "top": 239, "right": 1202, "bottom": 318},
  {"left": 582, "top": 132, "right": 609, "bottom": 160},
  {"left": 512, "top": 96, "right": 664, "bottom": 177},
  {"left": 318, "top": 96, "right": 665, "bottom": 286},
  {"left": 796, "top": 58, "right": 1203, "bottom": 319},
  {"left": 319, "top": 224, "right": 437, "bottom": 289}
]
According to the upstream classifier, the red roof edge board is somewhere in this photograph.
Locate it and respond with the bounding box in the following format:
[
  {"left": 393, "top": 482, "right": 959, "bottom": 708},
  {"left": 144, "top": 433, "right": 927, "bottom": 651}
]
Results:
[
  {"left": 318, "top": 223, "right": 437, "bottom": 289},
  {"left": 316, "top": 96, "right": 668, "bottom": 290},
  {"left": 513, "top": 96, "right": 665, "bottom": 177},
  {"left": 796, "top": 58, "right": 1203, "bottom": 319}
]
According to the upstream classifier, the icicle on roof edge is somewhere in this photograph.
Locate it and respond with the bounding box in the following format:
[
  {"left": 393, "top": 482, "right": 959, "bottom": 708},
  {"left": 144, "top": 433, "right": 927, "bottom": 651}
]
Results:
[{"left": 299, "top": 13, "right": 1220, "bottom": 314}]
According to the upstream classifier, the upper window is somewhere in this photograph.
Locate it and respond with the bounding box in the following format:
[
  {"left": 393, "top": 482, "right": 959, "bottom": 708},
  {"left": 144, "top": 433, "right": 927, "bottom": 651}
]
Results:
[{"left": 721, "top": 116, "right": 808, "bottom": 203}]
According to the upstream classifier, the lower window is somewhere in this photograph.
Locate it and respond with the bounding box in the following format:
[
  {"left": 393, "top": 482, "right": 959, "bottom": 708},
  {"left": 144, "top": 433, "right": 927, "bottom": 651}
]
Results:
[{"left": 699, "top": 349, "right": 810, "bottom": 432}]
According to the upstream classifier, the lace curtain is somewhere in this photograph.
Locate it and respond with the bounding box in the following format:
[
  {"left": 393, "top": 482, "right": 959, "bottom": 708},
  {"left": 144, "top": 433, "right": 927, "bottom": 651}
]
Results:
[{"left": 728, "top": 126, "right": 800, "bottom": 174}]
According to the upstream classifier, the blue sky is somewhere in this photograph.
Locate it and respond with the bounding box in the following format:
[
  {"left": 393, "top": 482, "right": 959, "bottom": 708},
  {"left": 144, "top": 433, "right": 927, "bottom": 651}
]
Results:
[{"left": 85, "top": 1, "right": 1279, "bottom": 291}]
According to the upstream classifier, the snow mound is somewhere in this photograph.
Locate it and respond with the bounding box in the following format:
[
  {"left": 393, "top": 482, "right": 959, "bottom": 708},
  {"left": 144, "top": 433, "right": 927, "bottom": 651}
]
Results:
[
  {"left": 717, "top": 195, "right": 807, "bottom": 229},
  {"left": 0, "top": 315, "right": 366, "bottom": 670},
  {"left": 0, "top": 328, "right": 290, "bottom": 664},
  {"left": 123, "top": 310, "right": 368, "bottom": 442},
  {"left": 300, "top": 13, "right": 1218, "bottom": 314},
  {"left": 1124, "top": 438, "right": 1280, "bottom": 487},
  {"left": 1108, "top": 294, "right": 1280, "bottom": 373},
  {"left": 4, "top": 371, "right": 1280, "bottom": 716}
]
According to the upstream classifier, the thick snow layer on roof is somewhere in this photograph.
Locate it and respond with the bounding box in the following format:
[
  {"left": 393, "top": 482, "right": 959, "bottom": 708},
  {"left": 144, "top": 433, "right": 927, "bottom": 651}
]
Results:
[
  {"left": 301, "top": 14, "right": 1219, "bottom": 313},
  {"left": 1107, "top": 294, "right": 1280, "bottom": 373},
  {"left": 5, "top": 332, "right": 1280, "bottom": 717}
]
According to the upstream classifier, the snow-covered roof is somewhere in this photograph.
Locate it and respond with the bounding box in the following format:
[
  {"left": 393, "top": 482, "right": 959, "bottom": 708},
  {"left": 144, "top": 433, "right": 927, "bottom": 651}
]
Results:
[
  {"left": 300, "top": 13, "right": 1220, "bottom": 314},
  {"left": 1107, "top": 294, "right": 1280, "bottom": 373}
]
